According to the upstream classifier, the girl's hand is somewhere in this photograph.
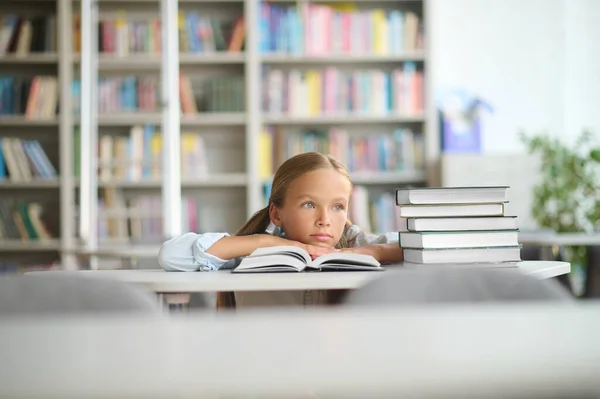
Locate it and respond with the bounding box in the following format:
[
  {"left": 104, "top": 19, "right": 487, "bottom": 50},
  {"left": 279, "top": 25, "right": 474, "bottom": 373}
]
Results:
[
  {"left": 288, "top": 239, "right": 340, "bottom": 260},
  {"left": 266, "top": 235, "right": 339, "bottom": 260},
  {"left": 299, "top": 243, "right": 340, "bottom": 260}
]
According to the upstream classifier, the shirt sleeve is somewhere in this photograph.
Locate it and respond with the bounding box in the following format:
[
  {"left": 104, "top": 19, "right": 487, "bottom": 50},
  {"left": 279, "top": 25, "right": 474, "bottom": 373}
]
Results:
[
  {"left": 345, "top": 224, "right": 399, "bottom": 247},
  {"left": 158, "top": 232, "right": 240, "bottom": 272}
]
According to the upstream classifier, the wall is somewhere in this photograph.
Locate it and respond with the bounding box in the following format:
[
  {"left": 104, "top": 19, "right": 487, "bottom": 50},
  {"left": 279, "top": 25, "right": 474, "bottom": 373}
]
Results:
[
  {"left": 564, "top": 0, "right": 600, "bottom": 142},
  {"left": 429, "top": 0, "right": 600, "bottom": 228}
]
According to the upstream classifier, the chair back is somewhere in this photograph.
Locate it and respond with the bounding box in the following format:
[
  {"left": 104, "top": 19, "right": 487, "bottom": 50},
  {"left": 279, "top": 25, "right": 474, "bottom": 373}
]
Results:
[
  {"left": 344, "top": 267, "right": 574, "bottom": 306},
  {"left": 0, "top": 273, "right": 161, "bottom": 315}
]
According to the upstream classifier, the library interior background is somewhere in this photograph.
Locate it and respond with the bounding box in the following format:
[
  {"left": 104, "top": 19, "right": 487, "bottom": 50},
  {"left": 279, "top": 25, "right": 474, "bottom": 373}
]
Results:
[{"left": 0, "top": 0, "right": 599, "bottom": 298}]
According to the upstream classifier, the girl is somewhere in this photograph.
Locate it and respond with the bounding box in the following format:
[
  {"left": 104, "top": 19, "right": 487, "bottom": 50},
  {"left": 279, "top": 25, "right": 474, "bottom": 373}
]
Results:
[{"left": 158, "top": 152, "right": 403, "bottom": 308}]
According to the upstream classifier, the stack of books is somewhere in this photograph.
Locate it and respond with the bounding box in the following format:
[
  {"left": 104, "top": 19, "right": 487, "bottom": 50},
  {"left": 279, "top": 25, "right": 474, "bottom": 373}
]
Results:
[{"left": 395, "top": 186, "right": 521, "bottom": 266}]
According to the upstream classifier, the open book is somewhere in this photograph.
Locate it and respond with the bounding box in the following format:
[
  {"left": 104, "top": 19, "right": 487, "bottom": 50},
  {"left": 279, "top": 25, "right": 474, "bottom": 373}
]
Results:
[{"left": 232, "top": 246, "right": 383, "bottom": 273}]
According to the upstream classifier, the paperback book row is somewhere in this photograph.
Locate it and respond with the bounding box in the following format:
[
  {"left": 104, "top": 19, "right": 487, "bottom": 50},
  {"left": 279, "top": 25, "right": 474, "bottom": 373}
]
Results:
[
  {"left": 0, "top": 199, "right": 54, "bottom": 242},
  {"left": 262, "top": 64, "right": 423, "bottom": 116},
  {"left": 350, "top": 186, "right": 406, "bottom": 235},
  {"left": 0, "top": 137, "right": 57, "bottom": 182},
  {"left": 259, "top": 127, "right": 424, "bottom": 179},
  {"left": 74, "top": 191, "right": 204, "bottom": 243},
  {"left": 73, "top": 13, "right": 246, "bottom": 55},
  {"left": 0, "top": 76, "right": 58, "bottom": 119},
  {"left": 259, "top": 2, "right": 422, "bottom": 55},
  {"left": 71, "top": 75, "right": 245, "bottom": 115},
  {"left": 395, "top": 186, "right": 521, "bottom": 266},
  {"left": 72, "top": 125, "right": 208, "bottom": 182},
  {"left": 0, "top": 14, "right": 57, "bottom": 55}
]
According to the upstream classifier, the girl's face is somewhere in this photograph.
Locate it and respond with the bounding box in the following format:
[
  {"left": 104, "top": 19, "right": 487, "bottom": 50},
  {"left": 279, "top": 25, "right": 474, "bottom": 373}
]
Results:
[{"left": 270, "top": 168, "right": 352, "bottom": 248}]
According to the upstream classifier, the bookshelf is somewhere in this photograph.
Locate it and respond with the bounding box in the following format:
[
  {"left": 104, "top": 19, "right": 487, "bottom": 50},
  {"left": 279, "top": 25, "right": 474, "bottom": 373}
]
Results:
[
  {"left": 0, "top": 0, "right": 65, "bottom": 270},
  {"left": 0, "top": 0, "right": 437, "bottom": 270},
  {"left": 256, "top": 0, "right": 435, "bottom": 235}
]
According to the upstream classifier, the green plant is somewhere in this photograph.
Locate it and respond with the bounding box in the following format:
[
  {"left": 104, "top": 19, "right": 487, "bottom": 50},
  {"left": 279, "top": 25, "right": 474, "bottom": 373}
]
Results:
[{"left": 519, "top": 131, "right": 600, "bottom": 273}]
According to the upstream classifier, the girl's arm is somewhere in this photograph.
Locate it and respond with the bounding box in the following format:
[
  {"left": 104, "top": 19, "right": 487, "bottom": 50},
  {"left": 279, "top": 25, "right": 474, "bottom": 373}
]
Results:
[
  {"left": 159, "top": 233, "right": 275, "bottom": 272},
  {"left": 207, "top": 235, "right": 339, "bottom": 260},
  {"left": 205, "top": 235, "right": 280, "bottom": 260},
  {"left": 158, "top": 232, "right": 233, "bottom": 272},
  {"left": 159, "top": 232, "right": 341, "bottom": 272}
]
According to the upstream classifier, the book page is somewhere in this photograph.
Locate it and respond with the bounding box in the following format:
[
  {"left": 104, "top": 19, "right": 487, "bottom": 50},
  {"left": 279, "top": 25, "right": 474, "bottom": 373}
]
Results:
[
  {"left": 249, "top": 245, "right": 311, "bottom": 264},
  {"left": 311, "top": 252, "right": 380, "bottom": 268},
  {"left": 234, "top": 253, "right": 307, "bottom": 272}
]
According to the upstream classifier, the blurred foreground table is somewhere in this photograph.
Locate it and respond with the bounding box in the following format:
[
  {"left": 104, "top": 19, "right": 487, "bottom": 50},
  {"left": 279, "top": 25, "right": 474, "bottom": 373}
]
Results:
[{"left": 0, "top": 303, "right": 598, "bottom": 398}]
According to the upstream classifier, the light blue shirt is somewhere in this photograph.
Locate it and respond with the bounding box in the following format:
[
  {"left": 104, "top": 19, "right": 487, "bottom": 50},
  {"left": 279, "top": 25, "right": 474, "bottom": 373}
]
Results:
[{"left": 158, "top": 223, "right": 398, "bottom": 272}]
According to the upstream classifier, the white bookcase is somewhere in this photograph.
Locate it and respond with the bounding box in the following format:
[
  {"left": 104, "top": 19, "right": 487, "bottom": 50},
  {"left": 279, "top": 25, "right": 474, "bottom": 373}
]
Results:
[{"left": 0, "top": 0, "right": 438, "bottom": 270}]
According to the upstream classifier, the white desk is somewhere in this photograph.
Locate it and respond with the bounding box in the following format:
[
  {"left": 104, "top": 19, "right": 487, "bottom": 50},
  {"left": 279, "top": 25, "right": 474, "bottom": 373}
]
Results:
[
  {"left": 520, "top": 232, "right": 600, "bottom": 247},
  {"left": 519, "top": 232, "right": 600, "bottom": 297},
  {"left": 33, "top": 261, "right": 570, "bottom": 294},
  {"left": 0, "top": 303, "right": 598, "bottom": 398}
]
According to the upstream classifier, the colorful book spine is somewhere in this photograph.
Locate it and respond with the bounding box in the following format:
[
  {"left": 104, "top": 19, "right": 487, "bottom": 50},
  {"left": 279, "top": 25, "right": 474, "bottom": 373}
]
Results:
[
  {"left": 262, "top": 65, "right": 424, "bottom": 116},
  {"left": 259, "top": 2, "right": 423, "bottom": 55}
]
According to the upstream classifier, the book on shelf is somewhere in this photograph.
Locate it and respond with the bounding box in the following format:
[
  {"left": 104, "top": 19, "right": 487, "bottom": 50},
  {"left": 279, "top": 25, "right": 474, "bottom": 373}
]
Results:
[
  {"left": 72, "top": 12, "right": 245, "bottom": 55},
  {"left": 76, "top": 193, "right": 202, "bottom": 243},
  {"left": 72, "top": 74, "right": 244, "bottom": 115},
  {"left": 403, "top": 246, "right": 522, "bottom": 265},
  {"left": 232, "top": 246, "right": 382, "bottom": 273},
  {"left": 395, "top": 186, "right": 509, "bottom": 205},
  {"left": 0, "top": 200, "right": 53, "bottom": 242},
  {"left": 0, "top": 137, "right": 57, "bottom": 182},
  {"left": 398, "top": 216, "right": 518, "bottom": 232},
  {"left": 97, "top": 126, "right": 151, "bottom": 182},
  {"left": 351, "top": 186, "right": 399, "bottom": 235},
  {"left": 259, "top": 2, "right": 422, "bottom": 55},
  {"left": 262, "top": 65, "right": 423, "bottom": 117},
  {"left": 259, "top": 127, "right": 424, "bottom": 180},
  {"left": 398, "top": 230, "right": 520, "bottom": 249},
  {"left": 0, "top": 15, "right": 57, "bottom": 56},
  {"left": 75, "top": 125, "right": 208, "bottom": 181},
  {"left": 0, "top": 76, "right": 59, "bottom": 119}
]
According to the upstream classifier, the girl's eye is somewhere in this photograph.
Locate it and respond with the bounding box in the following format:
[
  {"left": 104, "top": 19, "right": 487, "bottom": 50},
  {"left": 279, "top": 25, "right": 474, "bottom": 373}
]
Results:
[
  {"left": 302, "top": 202, "right": 315, "bottom": 209},
  {"left": 333, "top": 204, "right": 344, "bottom": 211}
]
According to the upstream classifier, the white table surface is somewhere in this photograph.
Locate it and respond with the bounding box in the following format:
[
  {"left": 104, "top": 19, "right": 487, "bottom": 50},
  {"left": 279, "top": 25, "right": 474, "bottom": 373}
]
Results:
[
  {"left": 30, "top": 261, "right": 570, "bottom": 293},
  {"left": 0, "top": 303, "right": 598, "bottom": 398}
]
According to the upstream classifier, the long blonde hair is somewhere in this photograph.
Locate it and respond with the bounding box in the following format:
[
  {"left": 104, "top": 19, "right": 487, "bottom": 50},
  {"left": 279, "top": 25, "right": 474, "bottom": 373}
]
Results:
[{"left": 237, "top": 152, "right": 352, "bottom": 248}]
